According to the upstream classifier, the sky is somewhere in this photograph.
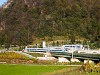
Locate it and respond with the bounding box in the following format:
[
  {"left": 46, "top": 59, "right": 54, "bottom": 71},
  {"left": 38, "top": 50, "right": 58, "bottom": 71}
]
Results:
[{"left": 0, "top": 0, "right": 8, "bottom": 6}]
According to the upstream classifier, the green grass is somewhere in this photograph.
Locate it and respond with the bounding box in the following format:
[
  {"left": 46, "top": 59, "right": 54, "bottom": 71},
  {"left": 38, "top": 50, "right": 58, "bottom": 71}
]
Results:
[
  {"left": 0, "top": 64, "right": 99, "bottom": 75},
  {"left": 0, "top": 64, "right": 67, "bottom": 75},
  {"left": 42, "top": 67, "right": 100, "bottom": 75}
]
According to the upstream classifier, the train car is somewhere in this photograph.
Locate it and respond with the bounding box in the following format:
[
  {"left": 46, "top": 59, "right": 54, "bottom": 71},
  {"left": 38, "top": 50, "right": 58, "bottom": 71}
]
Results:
[
  {"left": 62, "top": 44, "right": 83, "bottom": 51},
  {"left": 24, "top": 46, "right": 47, "bottom": 52},
  {"left": 24, "top": 44, "right": 86, "bottom": 54},
  {"left": 48, "top": 46, "right": 67, "bottom": 55},
  {"left": 24, "top": 46, "right": 67, "bottom": 54}
]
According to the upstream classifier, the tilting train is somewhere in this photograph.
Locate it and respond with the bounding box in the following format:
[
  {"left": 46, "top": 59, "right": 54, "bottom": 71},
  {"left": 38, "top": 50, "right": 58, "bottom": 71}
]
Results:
[{"left": 24, "top": 44, "right": 84, "bottom": 54}]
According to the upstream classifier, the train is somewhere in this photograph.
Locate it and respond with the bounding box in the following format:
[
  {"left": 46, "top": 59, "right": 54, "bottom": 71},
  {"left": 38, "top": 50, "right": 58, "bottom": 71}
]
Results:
[{"left": 24, "top": 44, "right": 85, "bottom": 54}]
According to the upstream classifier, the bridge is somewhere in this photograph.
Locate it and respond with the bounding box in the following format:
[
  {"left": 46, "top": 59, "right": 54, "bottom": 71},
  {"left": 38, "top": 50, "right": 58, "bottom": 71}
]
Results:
[{"left": 52, "top": 53, "right": 100, "bottom": 63}]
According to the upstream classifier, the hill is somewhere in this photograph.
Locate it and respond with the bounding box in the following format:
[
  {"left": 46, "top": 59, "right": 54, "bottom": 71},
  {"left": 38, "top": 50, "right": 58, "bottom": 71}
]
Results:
[{"left": 0, "top": 0, "right": 100, "bottom": 48}]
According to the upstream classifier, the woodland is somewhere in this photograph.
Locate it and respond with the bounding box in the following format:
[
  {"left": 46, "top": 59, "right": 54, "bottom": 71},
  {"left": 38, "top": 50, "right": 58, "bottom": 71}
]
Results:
[{"left": 0, "top": 0, "right": 100, "bottom": 48}]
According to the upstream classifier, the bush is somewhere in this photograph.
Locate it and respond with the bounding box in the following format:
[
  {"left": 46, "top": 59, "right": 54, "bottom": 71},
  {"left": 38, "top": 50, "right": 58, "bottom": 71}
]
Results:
[
  {"left": 37, "top": 60, "right": 57, "bottom": 65},
  {"left": 81, "top": 61, "right": 100, "bottom": 73},
  {"left": 57, "top": 62, "right": 70, "bottom": 65},
  {"left": 42, "top": 67, "right": 80, "bottom": 75},
  {"left": 0, "top": 52, "right": 37, "bottom": 64}
]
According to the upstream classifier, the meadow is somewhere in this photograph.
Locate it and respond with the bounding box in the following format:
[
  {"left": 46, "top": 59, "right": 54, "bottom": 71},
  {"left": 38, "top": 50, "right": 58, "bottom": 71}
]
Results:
[
  {"left": 0, "top": 64, "right": 67, "bottom": 75},
  {"left": 0, "top": 64, "right": 99, "bottom": 75}
]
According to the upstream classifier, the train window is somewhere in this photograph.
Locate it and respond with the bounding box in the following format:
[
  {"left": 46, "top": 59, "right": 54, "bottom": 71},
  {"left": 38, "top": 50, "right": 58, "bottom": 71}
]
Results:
[{"left": 77, "top": 46, "right": 80, "bottom": 48}]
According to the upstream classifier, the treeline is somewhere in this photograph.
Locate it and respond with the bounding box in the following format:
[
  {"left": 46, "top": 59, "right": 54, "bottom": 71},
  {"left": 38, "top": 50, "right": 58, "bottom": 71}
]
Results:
[{"left": 0, "top": 0, "right": 100, "bottom": 48}]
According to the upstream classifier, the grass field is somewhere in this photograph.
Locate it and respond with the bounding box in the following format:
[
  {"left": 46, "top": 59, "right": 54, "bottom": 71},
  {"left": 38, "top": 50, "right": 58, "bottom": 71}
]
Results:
[
  {"left": 0, "top": 64, "right": 99, "bottom": 75},
  {"left": 0, "top": 64, "right": 67, "bottom": 75}
]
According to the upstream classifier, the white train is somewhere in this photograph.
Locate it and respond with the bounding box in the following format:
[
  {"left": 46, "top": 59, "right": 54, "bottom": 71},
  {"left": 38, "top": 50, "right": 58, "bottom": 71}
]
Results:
[
  {"left": 24, "top": 44, "right": 86, "bottom": 54},
  {"left": 24, "top": 46, "right": 47, "bottom": 52},
  {"left": 24, "top": 46, "right": 67, "bottom": 53},
  {"left": 47, "top": 46, "right": 67, "bottom": 54}
]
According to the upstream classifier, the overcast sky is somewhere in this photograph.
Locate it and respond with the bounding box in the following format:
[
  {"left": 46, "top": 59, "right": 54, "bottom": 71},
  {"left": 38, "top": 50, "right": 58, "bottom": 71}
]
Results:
[{"left": 0, "top": 0, "right": 8, "bottom": 6}]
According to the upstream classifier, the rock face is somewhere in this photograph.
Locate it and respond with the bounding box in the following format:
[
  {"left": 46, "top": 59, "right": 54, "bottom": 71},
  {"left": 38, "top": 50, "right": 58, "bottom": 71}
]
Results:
[
  {"left": 44, "top": 52, "right": 52, "bottom": 57},
  {"left": 58, "top": 57, "right": 70, "bottom": 63},
  {"left": 37, "top": 57, "right": 56, "bottom": 61},
  {"left": 84, "top": 60, "right": 94, "bottom": 64},
  {"left": 2, "top": 0, "right": 13, "bottom": 9},
  {"left": 37, "top": 52, "right": 57, "bottom": 61},
  {"left": 70, "top": 58, "right": 80, "bottom": 62}
]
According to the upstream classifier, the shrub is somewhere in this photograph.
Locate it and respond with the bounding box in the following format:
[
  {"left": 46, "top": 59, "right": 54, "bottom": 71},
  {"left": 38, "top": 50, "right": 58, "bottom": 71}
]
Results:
[
  {"left": 0, "top": 52, "right": 37, "bottom": 64},
  {"left": 37, "top": 60, "right": 57, "bottom": 65},
  {"left": 81, "top": 61, "right": 100, "bottom": 73}
]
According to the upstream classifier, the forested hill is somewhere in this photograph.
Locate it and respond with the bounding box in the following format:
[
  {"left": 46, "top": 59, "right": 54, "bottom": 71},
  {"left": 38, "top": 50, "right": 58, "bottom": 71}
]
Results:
[{"left": 0, "top": 0, "right": 100, "bottom": 47}]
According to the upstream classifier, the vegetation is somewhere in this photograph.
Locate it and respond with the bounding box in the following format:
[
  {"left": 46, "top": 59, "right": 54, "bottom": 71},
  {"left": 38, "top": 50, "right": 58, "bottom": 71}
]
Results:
[
  {"left": 42, "top": 62, "right": 100, "bottom": 75},
  {"left": 27, "top": 53, "right": 44, "bottom": 57},
  {"left": 0, "top": 52, "right": 56, "bottom": 65},
  {"left": 0, "top": 0, "right": 100, "bottom": 48},
  {"left": 0, "top": 52, "right": 27, "bottom": 59},
  {"left": 0, "top": 64, "right": 67, "bottom": 75},
  {"left": 42, "top": 67, "right": 100, "bottom": 75},
  {"left": 0, "top": 52, "right": 37, "bottom": 64},
  {"left": 82, "top": 61, "right": 100, "bottom": 73},
  {"left": 0, "top": 64, "right": 99, "bottom": 75}
]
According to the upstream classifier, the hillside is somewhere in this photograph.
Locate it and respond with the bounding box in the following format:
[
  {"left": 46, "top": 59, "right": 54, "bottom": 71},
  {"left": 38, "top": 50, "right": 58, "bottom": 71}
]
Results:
[{"left": 0, "top": 0, "right": 100, "bottom": 48}]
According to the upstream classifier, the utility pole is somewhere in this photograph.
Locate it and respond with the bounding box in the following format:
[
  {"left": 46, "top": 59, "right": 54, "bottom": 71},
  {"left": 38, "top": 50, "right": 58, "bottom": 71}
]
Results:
[{"left": 72, "top": 44, "right": 74, "bottom": 59}]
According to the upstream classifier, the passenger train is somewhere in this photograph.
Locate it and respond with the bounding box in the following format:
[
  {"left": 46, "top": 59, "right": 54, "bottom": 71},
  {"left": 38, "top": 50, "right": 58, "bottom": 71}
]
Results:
[
  {"left": 62, "top": 44, "right": 83, "bottom": 51},
  {"left": 24, "top": 44, "right": 84, "bottom": 54},
  {"left": 47, "top": 46, "right": 67, "bottom": 54}
]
